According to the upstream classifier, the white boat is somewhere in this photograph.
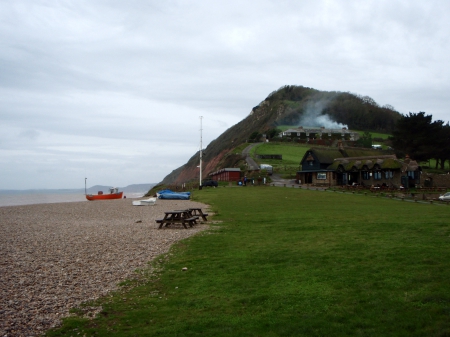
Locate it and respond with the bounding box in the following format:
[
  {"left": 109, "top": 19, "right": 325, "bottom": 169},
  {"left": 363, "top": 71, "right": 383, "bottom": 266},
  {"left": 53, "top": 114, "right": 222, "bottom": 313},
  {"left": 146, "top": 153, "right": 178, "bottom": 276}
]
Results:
[{"left": 132, "top": 197, "right": 157, "bottom": 206}]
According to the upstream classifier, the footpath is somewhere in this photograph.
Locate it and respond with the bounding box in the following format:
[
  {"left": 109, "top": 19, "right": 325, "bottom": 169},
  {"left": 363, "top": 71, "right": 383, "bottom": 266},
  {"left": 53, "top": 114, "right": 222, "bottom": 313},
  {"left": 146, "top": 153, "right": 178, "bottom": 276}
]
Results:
[{"left": 242, "top": 143, "right": 261, "bottom": 170}]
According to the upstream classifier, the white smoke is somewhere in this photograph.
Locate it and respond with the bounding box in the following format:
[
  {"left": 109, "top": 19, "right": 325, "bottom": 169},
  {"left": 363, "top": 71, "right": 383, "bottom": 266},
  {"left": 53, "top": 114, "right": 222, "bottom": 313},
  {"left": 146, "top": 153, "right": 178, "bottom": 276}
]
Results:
[{"left": 297, "top": 98, "right": 348, "bottom": 129}]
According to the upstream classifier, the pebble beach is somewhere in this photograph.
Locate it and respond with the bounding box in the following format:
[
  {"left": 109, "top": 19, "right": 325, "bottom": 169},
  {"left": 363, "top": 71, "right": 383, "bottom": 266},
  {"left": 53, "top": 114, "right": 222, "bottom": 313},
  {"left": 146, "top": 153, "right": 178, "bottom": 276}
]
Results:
[{"left": 0, "top": 198, "right": 210, "bottom": 336}]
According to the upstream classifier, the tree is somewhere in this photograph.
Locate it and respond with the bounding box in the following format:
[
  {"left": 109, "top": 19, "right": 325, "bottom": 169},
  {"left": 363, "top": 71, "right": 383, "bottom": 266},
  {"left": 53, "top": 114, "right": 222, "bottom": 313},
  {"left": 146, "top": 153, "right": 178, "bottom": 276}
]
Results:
[
  {"left": 434, "top": 123, "right": 450, "bottom": 169},
  {"left": 265, "top": 128, "right": 282, "bottom": 140},
  {"left": 248, "top": 131, "right": 262, "bottom": 142},
  {"left": 390, "top": 112, "right": 444, "bottom": 163},
  {"left": 391, "top": 112, "right": 450, "bottom": 170},
  {"left": 356, "top": 131, "right": 372, "bottom": 148}
]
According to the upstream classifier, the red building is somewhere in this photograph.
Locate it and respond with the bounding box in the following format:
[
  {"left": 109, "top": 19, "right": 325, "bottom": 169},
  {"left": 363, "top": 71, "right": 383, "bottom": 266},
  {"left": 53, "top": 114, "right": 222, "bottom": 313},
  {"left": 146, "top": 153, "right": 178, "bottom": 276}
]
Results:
[{"left": 209, "top": 168, "right": 241, "bottom": 182}]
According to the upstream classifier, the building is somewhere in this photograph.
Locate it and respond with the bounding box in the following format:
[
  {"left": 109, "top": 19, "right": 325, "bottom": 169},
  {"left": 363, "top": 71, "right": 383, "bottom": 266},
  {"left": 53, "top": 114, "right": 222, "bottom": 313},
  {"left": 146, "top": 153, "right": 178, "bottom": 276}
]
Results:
[
  {"left": 209, "top": 168, "right": 241, "bottom": 182},
  {"left": 281, "top": 126, "right": 360, "bottom": 142},
  {"left": 297, "top": 147, "right": 421, "bottom": 188}
]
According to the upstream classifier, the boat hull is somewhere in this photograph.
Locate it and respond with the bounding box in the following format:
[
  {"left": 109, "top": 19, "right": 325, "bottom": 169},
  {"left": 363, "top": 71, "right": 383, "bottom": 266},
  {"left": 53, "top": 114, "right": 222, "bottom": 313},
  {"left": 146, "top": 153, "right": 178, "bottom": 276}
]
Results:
[{"left": 86, "top": 192, "right": 123, "bottom": 201}]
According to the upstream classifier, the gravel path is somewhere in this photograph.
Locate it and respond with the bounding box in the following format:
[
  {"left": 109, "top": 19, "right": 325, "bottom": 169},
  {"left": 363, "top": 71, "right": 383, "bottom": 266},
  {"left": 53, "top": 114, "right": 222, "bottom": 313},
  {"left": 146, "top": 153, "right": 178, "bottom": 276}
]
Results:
[{"left": 0, "top": 198, "right": 211, "bottom": 336}]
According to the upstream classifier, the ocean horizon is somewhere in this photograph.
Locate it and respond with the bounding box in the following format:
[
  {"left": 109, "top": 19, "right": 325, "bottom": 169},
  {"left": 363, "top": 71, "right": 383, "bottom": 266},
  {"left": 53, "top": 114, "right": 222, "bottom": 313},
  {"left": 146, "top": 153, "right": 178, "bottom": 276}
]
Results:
[{"left": 0, "top": 190, "right": 147, "bottom": 207}]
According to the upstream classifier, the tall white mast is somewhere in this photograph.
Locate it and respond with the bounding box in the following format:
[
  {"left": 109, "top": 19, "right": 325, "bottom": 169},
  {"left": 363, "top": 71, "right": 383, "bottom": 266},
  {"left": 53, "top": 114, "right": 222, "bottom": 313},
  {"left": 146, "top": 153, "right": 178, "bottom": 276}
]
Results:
[{"left": 199, "top": 116, "right": 203, "bottom": 187}]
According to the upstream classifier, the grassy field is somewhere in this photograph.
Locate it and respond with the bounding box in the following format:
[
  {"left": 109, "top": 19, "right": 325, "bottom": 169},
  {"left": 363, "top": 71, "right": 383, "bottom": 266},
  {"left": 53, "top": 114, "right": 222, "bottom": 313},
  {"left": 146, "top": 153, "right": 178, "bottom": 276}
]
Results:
[
  {"left": 250, "top": 142, "right": 309, "bottom": 178},
  {"left": 48, "top": 187, "right": 450, "bottom": 336},
  {"left": 355, "top": 130, "right": 392, "bottom": 140}
]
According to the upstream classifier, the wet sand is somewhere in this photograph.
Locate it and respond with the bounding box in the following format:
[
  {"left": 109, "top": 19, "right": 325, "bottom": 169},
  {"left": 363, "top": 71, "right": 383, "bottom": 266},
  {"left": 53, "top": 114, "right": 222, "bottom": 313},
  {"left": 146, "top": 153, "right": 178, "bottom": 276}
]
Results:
[{"left": 0, "top": 198, "right": 210, "bottom": 336}]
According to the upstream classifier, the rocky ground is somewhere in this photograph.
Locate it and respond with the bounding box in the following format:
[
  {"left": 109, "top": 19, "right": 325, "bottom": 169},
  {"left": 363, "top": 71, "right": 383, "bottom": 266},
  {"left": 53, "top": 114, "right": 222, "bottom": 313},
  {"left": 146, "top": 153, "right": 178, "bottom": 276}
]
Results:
[{"left": 0, "top": 198, "right": 210, "bottom": 336}]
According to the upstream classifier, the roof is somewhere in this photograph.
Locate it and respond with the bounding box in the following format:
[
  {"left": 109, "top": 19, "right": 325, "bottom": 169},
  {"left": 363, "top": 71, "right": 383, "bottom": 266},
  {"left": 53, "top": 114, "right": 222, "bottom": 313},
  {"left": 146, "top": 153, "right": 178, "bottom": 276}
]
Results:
[
  {"left": 300, "top": 147, "right": 421, "bottom": 172},
  {"left": 310, "top": 148, "right": 343, "bottom": 164},
  {"left": 301, "top": 147, "right": 385, "bottom": 165},
  {"left": 284, "top": 126, "right": 358, "bottom": 134},
  {"left": 210, "top": 168, "right": 241, "bottom": 175},
  {"left": 327, "top": 155, "right": 419, "bottom": 172},
  {"left": 327, "top": 156, "right": 403, "bottom": 171}
]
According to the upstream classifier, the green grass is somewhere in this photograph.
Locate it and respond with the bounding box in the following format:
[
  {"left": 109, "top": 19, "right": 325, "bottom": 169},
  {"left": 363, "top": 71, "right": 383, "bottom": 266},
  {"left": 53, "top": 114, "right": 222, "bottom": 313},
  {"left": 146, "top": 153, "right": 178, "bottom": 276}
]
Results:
[
  {"left": 355, "top": 130, "right": 392, "bottom": 140},
  {"left": 423, "top": 159, "right": 450, "bottom": 171},
  {"left": 231, "top": 142, "right": 251, "bottom": 154},
  {"left": 250, "top": 142, "right": 309, "bottom": 177},
  {"left": 275, "top": 125, "right": 293, "bottom": 132},
  {"left": 47, "top": 187, "right": 450, "bottom": 337}
]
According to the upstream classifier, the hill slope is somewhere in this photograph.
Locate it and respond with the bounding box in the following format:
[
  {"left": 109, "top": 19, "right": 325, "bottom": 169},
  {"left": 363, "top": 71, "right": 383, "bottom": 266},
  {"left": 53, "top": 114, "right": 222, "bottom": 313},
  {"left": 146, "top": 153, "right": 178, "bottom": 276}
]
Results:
[{"left": 161, "top": 85, "right": 401, "bottom": 185}]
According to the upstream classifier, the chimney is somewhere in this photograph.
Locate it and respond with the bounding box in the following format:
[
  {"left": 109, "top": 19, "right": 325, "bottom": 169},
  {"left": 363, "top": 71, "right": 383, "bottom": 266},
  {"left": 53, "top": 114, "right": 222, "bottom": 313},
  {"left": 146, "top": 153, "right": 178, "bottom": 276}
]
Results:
[{"left": 404, "top": 154, "right": 411, "bottom": 164}]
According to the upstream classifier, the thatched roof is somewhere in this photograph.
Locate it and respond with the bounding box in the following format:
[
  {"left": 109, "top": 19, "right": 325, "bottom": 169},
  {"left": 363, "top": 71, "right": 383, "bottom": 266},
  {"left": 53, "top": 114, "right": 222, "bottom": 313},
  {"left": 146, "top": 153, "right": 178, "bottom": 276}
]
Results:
[
  {"left": 307, "top": 148, "right": 343, "bottom": 164},
  {"left": 301, "top": 147, "right": 420, "bottom": 173},
  {"left": 327, "top": 155, "right": 410, "bottom": 171},
  {"left": 303, "top": 147, "right": 387, "bottom": 165}
]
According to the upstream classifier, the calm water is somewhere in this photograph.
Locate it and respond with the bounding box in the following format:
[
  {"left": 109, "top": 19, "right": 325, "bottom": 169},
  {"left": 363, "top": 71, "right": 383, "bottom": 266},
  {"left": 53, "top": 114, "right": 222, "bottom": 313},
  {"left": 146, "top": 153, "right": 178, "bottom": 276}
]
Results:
[{"left": 0, "top": 192, "right": 146, "bottom": 207}]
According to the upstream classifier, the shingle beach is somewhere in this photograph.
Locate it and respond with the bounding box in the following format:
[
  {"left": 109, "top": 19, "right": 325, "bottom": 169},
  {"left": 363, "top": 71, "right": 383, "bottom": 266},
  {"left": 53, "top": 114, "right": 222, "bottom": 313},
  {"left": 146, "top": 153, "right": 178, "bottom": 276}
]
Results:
[{"left": 0, "top": 198, "right": 210, "bottom": 336}]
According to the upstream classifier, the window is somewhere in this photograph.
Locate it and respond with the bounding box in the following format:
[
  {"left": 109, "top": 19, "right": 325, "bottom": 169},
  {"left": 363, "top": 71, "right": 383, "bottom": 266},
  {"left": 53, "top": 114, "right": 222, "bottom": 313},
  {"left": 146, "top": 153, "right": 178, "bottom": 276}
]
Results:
[
  {"left": 317, "top": 173, "right": 326, "bottom": 180},
  {"left": 374, "top": 171, "right": 381, "bottom": 180},
  {"left": 362, "top": 171, "right": 370, "bottom": 180},
  {"left": 385, "top": 171, "right": 393, "bottom": 179}
]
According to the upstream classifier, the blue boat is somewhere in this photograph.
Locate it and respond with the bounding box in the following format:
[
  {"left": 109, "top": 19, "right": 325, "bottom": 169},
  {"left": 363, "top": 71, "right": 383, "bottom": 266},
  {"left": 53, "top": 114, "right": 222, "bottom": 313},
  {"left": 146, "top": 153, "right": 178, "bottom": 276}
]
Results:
[{"left": 156, "top": 189, "right": 190, "bottom": 200}]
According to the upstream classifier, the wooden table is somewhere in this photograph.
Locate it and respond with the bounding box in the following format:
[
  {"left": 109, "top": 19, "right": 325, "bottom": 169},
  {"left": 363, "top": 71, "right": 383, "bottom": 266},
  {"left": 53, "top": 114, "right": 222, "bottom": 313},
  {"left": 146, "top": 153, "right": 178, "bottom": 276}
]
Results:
[
  {"left": 156, "top": 210, "right": 198, "bottom": 229},
  {"left": 188, "top": 208, "right": 209, "bottom": 221}
]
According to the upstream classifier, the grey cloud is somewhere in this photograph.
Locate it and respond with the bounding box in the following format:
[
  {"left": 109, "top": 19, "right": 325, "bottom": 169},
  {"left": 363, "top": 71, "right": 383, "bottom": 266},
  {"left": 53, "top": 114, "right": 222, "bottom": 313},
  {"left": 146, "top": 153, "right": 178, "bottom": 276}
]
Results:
[{"left": 1, "top": 0, "right": 450, "bottom": 189}]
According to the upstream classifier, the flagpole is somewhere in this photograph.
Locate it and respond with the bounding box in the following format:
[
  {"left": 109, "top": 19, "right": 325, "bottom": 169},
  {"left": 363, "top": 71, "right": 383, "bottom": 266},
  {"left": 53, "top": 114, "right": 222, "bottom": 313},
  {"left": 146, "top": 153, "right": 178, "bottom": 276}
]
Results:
[{"left": 199, "top": 116, "right": 203, "bottom": 188}]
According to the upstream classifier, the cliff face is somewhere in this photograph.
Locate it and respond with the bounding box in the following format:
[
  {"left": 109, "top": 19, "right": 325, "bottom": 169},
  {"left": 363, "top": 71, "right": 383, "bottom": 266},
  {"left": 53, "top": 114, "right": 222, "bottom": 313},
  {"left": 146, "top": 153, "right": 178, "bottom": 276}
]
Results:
[{"left": 160, "top": 85, "right": 401, "bottom": 185}]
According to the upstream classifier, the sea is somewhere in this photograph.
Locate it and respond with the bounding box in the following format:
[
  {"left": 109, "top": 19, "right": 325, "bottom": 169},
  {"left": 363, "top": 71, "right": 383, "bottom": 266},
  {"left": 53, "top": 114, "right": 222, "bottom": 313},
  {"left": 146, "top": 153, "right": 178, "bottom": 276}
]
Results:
[{"left": 0, "top": 190, "right": 147, "bottom": 207}]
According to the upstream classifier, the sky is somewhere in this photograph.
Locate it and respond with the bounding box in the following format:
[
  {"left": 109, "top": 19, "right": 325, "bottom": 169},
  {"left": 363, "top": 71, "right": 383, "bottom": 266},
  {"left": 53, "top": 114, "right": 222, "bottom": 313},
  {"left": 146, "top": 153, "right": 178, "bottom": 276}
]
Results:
[{"left": 1, "top": 0, "right": 449, "bottom": 189}]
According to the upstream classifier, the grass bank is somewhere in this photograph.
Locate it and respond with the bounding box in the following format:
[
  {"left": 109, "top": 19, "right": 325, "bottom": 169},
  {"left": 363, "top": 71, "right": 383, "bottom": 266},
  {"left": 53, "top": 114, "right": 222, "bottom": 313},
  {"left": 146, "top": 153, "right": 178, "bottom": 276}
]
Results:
[
  {"left": 250, "top": 142, "right": 309, "bottom": 179},
  {"left": 48, "top": 187, "right": 450, "bottom": 336}
]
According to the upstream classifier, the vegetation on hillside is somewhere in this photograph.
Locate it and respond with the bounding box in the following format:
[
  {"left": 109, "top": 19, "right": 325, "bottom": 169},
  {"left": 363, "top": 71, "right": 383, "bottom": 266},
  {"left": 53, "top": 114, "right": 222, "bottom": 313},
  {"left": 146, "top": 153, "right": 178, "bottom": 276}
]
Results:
[
  {"left": 264, "top": 85, "right": 401, "bottom": 132},
  {"left": 161, "top": 85, "right": 402, "bottom": 185}
]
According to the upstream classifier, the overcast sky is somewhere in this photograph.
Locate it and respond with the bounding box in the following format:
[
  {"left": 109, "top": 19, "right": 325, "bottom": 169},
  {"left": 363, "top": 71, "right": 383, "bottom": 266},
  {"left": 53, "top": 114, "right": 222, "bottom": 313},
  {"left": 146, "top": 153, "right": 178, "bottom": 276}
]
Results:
[{"left": 1, "top": 0, "right": 449, "bottom": 189}]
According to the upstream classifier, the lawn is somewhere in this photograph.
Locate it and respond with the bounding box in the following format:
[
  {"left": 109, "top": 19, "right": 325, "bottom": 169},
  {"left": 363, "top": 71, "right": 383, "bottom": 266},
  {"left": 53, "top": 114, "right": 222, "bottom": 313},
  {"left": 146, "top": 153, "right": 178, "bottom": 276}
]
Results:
[
  {"left": 48, "top": 187, "right": 450, "bottom": 336},
  {"left": 355, "top": 130, "right": 392, "bottom": 140},
  {"left": 250, "top": 142, "right": 309, "bottom": 178}
]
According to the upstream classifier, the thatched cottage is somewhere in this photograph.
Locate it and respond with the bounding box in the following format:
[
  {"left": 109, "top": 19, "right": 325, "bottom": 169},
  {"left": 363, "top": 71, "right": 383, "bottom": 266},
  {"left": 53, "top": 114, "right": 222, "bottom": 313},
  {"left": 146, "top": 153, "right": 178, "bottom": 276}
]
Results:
[{"left": 297, "top": 146, "right": 421, "bottom": 188}]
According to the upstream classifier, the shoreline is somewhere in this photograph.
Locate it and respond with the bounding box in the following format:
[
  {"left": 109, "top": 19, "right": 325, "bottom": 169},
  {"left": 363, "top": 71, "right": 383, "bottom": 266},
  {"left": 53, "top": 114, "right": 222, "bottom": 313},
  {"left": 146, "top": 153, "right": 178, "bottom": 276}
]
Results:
[
  {"left": 0, "top": 198, "right": 210, "bottom": 336},
  {"left": 0, "top": 192, "right": 147, "bottom": 208}
]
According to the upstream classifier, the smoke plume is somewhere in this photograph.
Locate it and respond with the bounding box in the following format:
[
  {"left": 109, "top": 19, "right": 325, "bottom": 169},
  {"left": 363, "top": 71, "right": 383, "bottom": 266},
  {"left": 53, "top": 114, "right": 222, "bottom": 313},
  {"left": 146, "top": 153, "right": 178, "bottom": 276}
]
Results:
[{"left": 297, "top": 98, "right": 348, "bottom": 129}]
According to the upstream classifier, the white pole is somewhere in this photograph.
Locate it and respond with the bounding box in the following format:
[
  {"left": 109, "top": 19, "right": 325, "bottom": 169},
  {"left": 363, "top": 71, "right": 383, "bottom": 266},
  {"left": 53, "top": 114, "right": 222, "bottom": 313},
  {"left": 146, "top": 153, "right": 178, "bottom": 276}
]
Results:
[{"left": 199, "top": 116, "right": 203, "bottom": 187}]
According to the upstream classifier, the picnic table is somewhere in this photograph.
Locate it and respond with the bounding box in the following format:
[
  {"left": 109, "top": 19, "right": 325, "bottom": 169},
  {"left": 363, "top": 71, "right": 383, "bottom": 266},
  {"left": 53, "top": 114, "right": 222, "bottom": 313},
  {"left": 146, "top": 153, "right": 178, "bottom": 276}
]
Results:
[
  {"left": 188, "top": 208, "right": 209, "bottom": 221},
  {"left": 156, "top": 210, "right": 198, "bottom": 229}
]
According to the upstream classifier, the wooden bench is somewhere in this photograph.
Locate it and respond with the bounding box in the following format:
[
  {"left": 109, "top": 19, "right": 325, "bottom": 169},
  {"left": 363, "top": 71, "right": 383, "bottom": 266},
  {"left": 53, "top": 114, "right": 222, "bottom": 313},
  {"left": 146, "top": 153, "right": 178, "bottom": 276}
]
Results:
[
  {"left": 184, "top": 216, "right": 199, "bottom": 227},
  {"left": 188, "top": 208, "right": 209, "bottom": 221},
  {"left": 156, "top": 212, "right": 199, "bottom": 229}
]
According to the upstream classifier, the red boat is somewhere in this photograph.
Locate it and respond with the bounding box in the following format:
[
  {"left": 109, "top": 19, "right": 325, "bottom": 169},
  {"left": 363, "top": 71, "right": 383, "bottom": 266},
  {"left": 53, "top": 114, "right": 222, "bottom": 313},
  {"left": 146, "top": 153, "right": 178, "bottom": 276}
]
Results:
[{"left": 86, "top": 187, "right": 123, "bottom": 201}]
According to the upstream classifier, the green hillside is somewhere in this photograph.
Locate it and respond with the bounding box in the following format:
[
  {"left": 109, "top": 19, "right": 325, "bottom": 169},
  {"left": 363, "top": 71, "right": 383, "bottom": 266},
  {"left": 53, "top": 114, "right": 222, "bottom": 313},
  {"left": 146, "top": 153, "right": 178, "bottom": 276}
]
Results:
[
  {"left": 250, "top": 142, "right": 309, "bottom": 178},
  {"left": 161, "top": 85, "right": 402, "bottom": 185}
]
